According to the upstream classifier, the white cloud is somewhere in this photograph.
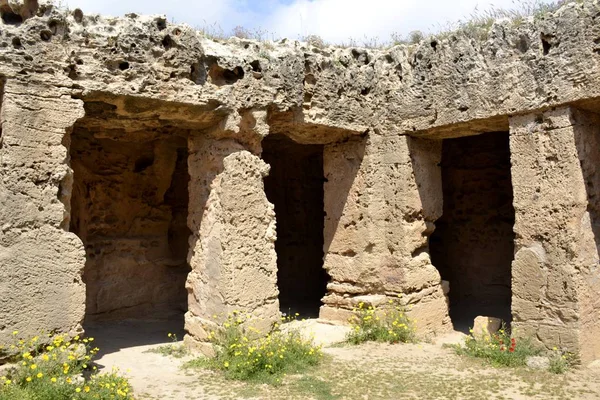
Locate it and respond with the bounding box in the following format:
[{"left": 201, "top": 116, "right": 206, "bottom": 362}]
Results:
[
  {"left": 62, "top": 0, "right": 261, "bottom": 31},
  {"left": 62, "top": 0, "right": 554, "bottom": 44},
  {"left": 265, "top": 0, "right": 547, "bottom": 43}
]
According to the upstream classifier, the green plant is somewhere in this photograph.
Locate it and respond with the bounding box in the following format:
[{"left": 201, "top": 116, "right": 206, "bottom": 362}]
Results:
[
  {"left": 548, "top": 347, "right": 576, "bottom": 374},
  {"left": 0, "top": 331, "right": 134, "bottom": 399},
  {"left": 346, "top": 299, "right": 416, "bottom": 345},
  {"left": 453, "top": 325, "right": 542, "bottom": 367},
  {"left": 145, "top": 333, "right": 188, "bottom": 359},
  {"left": 184, "top": 312, "right": 322, "bottom": 384}
]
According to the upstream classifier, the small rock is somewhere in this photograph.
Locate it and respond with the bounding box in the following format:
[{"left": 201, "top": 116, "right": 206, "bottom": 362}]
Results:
[
  {"left": 441, "top": 280, "right": 450, "bottom": 295},
  {"left": 472, "top": 316, "right": 502, "bottom": 339},
  {"left": 0, "top": 363, "right": 15, "bottom": 376},
  {"left": 526, "top": 356, "right": 550, "bottom": 370}
]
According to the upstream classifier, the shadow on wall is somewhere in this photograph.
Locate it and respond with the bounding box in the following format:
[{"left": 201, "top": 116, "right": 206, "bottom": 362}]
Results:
[
  {"left": 0, "top": 76, "right": 5, "bottom": 151},
  {"left": 574, "top": 110, "right": 600, "bottom": 263},
  {"left": 259, "top": 129, "right": 367, "bottom": 319},
  {"left": 573, "top": 109, "right": 600, "bottom": 357},
  {"left": 322, "top": 136, "right": 367, "bottom": 257}
]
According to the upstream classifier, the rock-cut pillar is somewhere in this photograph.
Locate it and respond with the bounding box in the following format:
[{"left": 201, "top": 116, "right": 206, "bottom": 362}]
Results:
[
  {"left": 510, "top": 106, "right": 600, "bottom": 364},
  {"left": 0, "top": 81, "right": 86, "bottom": 344},
  {"left": 184, "top": 136, "right": 279, "bottom": 353}
]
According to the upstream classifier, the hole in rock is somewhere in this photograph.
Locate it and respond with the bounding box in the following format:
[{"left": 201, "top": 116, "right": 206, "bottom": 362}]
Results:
[
  {"left": 250, "top": 60, "right": 262, "bottom": 73},
  {"left": 1, "top": 10, "right": 23, "bottom": 25},
  {"left": 429, "top": 131, "right": 515, "bottom": 332},
  {"left": 541, "top": 35, "right": 552, "bottom": 55},
  {"left": 262, "top": 134, "right": 330, "bottom": 318},
  {"left": 70, "top": 107, "right": 192, "bottom": 346},
  {"left": 189, "top": 63, "right": 205, "bottom": 84},
  {"left": 162, "top": 35, "right": 173, "bottom": 49},
  {"left": 40, "top": 30, "right": 52, "bottom": 41},
  {"left": 208, "top": 63, "right": 244, "bottom": 86},
  {"left": 73, "top": 8, "right": 83, "bottom": 23},
  {"left": 11, "top": 37, "right": 21, "bottom": 48}
]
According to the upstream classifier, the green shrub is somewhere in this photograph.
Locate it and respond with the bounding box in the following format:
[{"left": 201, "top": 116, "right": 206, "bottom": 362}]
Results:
[
  {"left": 346, "top": 299, "right": 416, "bottom": 345},
  {"left": 0, "top": 331, "right": 133, "bottom": 399},
  {"left": 454, "top": 326, "right": 541, "bottom": 367},
  {"left": 185, "top": 313, "right": 322, "bottom": 384}
]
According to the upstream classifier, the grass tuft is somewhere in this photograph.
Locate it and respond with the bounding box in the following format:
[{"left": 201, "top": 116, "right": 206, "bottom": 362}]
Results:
[
  {"left": 145, "top": 333, "right": 188, "bottom": 359},
  {"left": 548, "top": 347, "right": 577, "bottom": 374}
]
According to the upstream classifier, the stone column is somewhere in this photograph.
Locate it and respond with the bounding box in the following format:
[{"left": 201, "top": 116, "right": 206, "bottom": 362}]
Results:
[
  {"left": 321, "top": 133, "right": 451, "bottom": 335},
  {"left": 510, "top": 106, "right": 600, "bottom": 363},
  {"left": 0, "top": 81, "right": 86, "bottom": 344},
  {"left": 184, "top": 136, "right": 279, "bottom": 353}
]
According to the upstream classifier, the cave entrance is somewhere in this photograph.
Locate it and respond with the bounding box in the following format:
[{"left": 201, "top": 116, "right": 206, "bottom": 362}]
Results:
[
  {"left": 429, "top": 131, "right": 515, "bottom": 331},
  {"left": 262, "top": 134, "right": 330, "bottom": 318},
  {"left": 69, "top": 122, "right": 191, "bottom": 338}
]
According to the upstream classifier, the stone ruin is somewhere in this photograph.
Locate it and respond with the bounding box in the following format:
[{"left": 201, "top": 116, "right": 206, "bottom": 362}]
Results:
[{"left": 0, "top": 0, "right": 600, "bottom": 364}]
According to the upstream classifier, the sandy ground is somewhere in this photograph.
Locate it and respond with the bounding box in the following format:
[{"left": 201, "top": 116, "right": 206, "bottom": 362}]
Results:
[{"left": 87, "top": 320, "right": 600, "bottom": 400}]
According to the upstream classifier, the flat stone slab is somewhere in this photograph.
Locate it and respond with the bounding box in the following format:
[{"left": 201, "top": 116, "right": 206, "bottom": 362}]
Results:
[{"left": 281, "top": 319, "right": 352, "bottom": 347}]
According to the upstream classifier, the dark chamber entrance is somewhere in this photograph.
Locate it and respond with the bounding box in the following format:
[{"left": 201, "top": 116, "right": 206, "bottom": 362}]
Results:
[
  {"left": 70, "top": 127, "right": 191, "bottom": 325},
  {"left": 262, "top": 134, "right": 330, "bottom": 318},
  {"left": 429, "top": 131, "right": 515, "bottom": 331}
]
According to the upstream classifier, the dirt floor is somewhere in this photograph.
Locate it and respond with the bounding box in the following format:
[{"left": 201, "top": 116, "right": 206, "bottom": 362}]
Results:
[{"left": 89, "top": 321, "right": 600, "bottom": 400}]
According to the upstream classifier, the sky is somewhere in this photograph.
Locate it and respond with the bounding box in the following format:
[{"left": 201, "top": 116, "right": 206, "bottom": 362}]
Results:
[{"left": 61, "top": 0, "right": 556, "bottom": 44}]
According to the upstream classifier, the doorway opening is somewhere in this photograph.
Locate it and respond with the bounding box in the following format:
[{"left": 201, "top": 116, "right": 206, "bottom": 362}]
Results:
[
  {"left": 70, "top": 120, "right": 191, "bottom": 340},
  {"left": 262, "top": 134, "right": 330, "bottom": 318},
  {"left": 429, "top": 131, "right": 515, "bottom": 331}
]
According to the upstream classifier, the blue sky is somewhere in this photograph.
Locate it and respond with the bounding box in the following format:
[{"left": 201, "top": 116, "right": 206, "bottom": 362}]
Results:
[{"left": 62, "top": 0, "right": 556, "bottom": 44}]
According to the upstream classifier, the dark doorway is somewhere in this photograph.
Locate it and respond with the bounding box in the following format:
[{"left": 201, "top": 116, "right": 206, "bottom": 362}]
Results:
[
  {"left": 429, "top": 131, "right": 515, "bottom": 331},
  {"left": 262, "top": 134, "right": 329, "bottom": 318},
  {"left": 70, "top": 127, "right": 191, "bottom": 325}
]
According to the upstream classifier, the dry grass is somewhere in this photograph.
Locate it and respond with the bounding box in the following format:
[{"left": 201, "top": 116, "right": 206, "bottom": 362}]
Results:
[{"left": 180, "top": 342, "right": 600, "bottom": 400}]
